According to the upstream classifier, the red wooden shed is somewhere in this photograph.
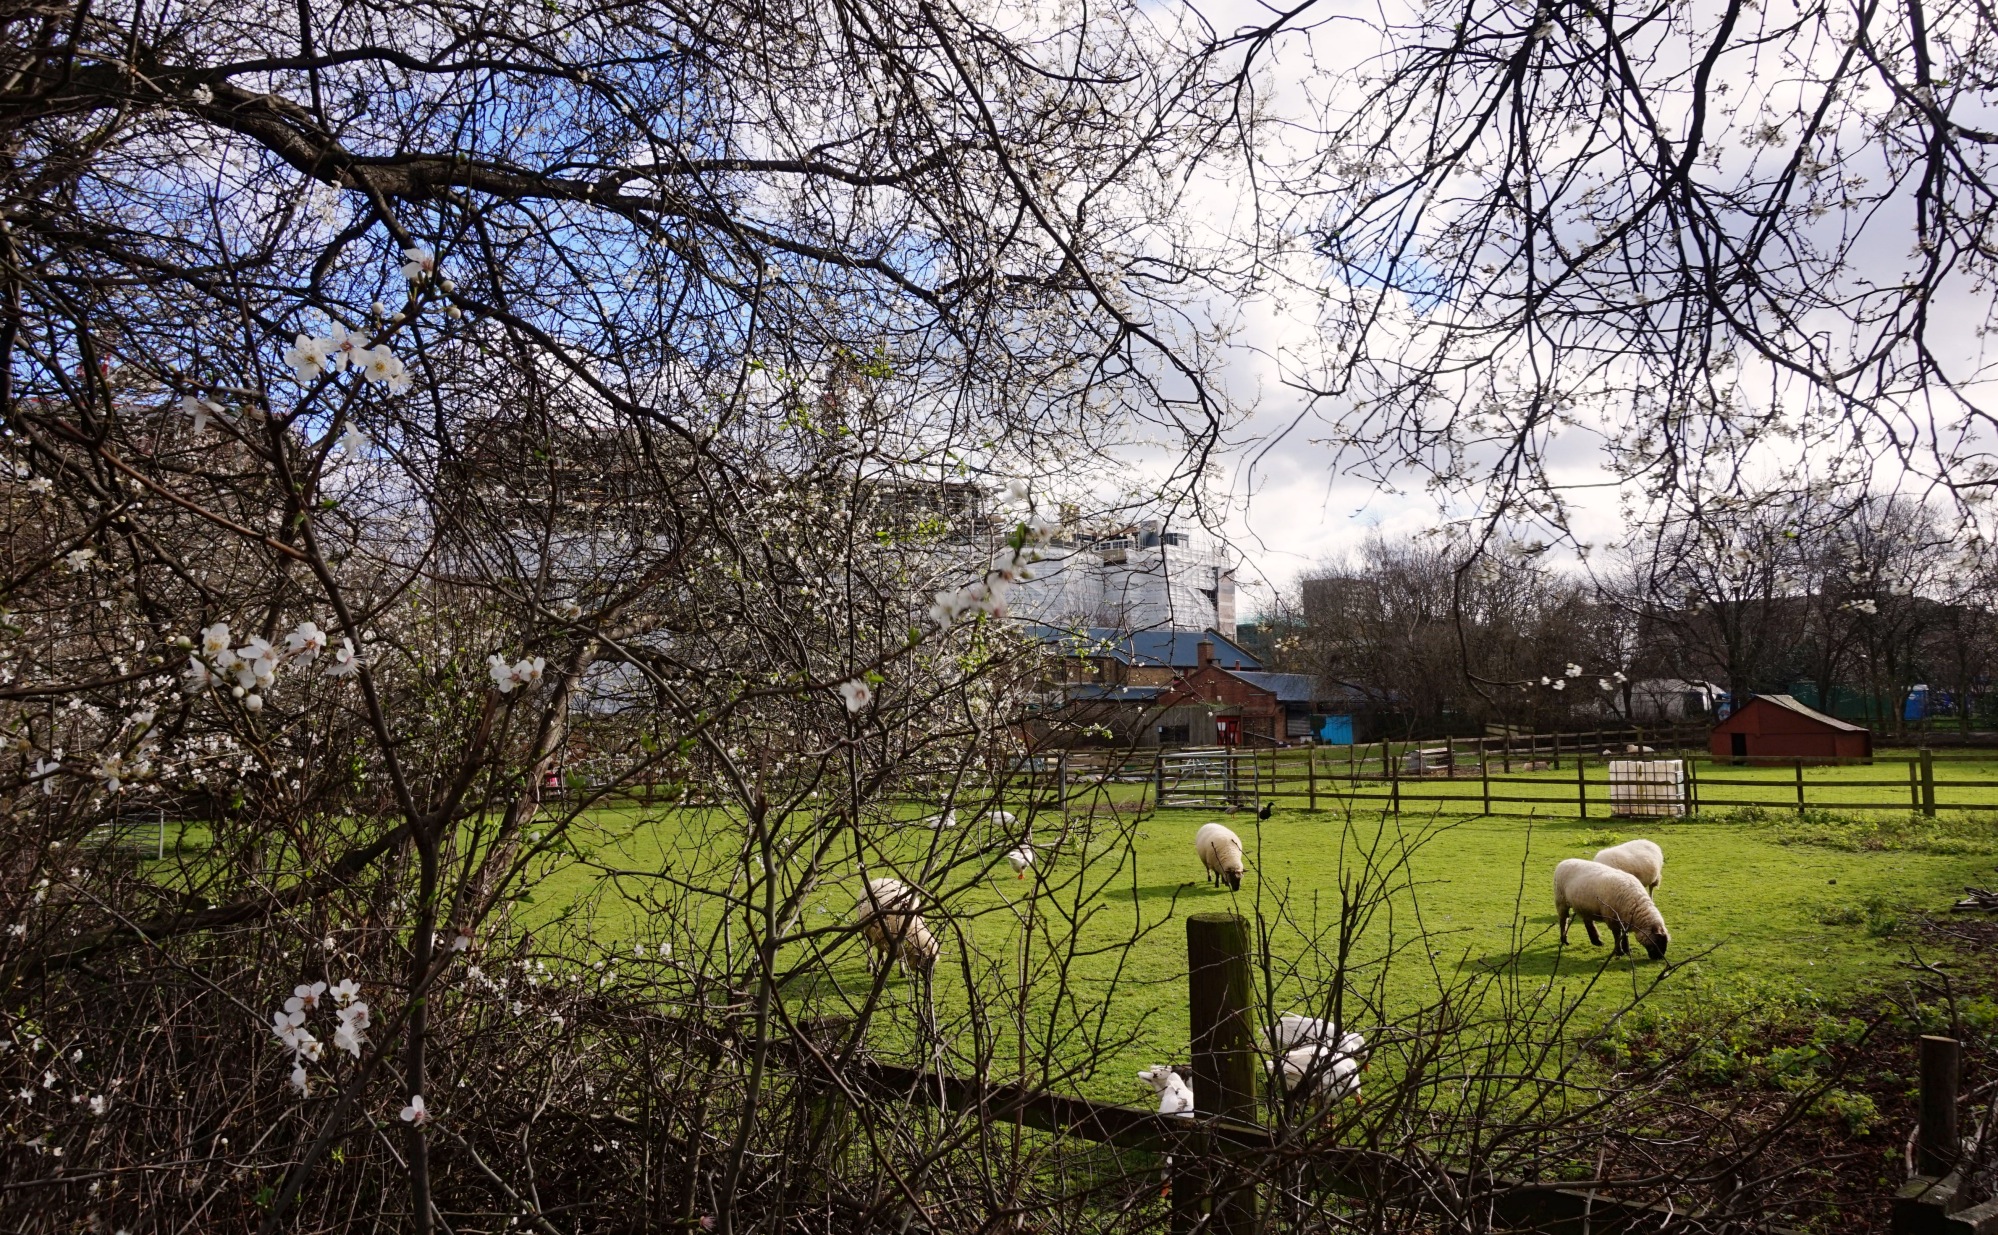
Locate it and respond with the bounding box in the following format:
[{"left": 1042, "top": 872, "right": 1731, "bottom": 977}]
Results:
[{"left": 1709, "top": 694, "right": 1872, "bottom": 763}]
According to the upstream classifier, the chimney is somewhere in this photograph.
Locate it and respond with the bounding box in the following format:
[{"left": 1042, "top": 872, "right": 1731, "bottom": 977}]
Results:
[{"left": 1197, "top": 640, "right": 1215, "bottom": 668}]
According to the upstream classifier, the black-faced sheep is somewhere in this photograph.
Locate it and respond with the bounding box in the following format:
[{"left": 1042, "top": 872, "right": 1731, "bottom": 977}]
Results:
[{"left": 1553, "top": 858, "right": 1669, "bottom": 960}]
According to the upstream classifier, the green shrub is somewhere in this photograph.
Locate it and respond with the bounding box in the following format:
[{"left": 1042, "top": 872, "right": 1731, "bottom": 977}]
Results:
[
  {"left": 1818, "top": 1088, "right": 1881, "bottom": 1135},
  {"left": 1725, "top": 807, "right": 1998, "bottom": 854}
]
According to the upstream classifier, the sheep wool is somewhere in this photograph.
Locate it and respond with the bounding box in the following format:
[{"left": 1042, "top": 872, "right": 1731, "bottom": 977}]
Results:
[
  {"left": 1591, "top": 838, "right": 1664, "bottom": 892},
  {"left": 1270, "top": 1043, "right": 1361, "bottom": 1103},
  {"left": 1553, "top": 858, "right": 1669, "bottom": 960},
  {"left": 854, "top": 877, "right": 937, "bottom": 976},
  {"left": 1195, "top": 822, "right": 1246, "bottom": 891},
  {"left": 1138, "top": 1065, "right": 1195, "bottom": 1117}
]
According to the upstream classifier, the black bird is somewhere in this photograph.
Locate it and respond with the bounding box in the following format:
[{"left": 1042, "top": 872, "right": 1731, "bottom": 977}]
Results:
[{"left": 1257, "top": 802, "right": 1273, "bottom": 821}]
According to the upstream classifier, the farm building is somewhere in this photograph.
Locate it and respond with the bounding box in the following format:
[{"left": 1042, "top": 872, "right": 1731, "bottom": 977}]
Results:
[{"left": 1708, "top": 694, "right": 1872, "bottom": 763}]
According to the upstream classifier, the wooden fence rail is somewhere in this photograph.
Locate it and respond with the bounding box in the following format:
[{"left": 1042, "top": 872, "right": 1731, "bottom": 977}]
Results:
[
  {"left": 798, "top": 913, "right": 1804, "bottom": 1235},
  {"left": 1020, "top": 740, "right": 1998, "bottom": 821}
]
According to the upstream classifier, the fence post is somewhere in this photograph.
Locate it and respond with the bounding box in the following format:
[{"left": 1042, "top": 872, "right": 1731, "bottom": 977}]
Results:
[
  {"left": 1794, "top": 759, "right": 1805, "bottom": 815},
  {"left": 1156, "top": 752, "right": 1167, "bottom": 810},
  {"left": 1389, "top": 745, "right": 1401, "bottom": 815},
  {"left": 1921, "top": 747, "right": 1937, "bottom": 818},
  {"left": 1576, "top": 757, "right": 1587, "bottom": 820},
  {"left": 1187, "top": 913, "right": 1258, "bottom": 1235},
  {"left": 1480, "top": 740, "right": 1491, "bottom": 816},
  {"left": 1918, "top": 1035, "right": 1961, "bottom": 1176},
  {"left": 1307, "top": 747, "right": 1318, "bottom": 812}
]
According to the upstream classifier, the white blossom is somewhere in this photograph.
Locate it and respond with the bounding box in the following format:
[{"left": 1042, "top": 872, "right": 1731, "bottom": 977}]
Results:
[
  {"left": 401, "top": 248, "right": 436, "bottom": 283},
  {"left": 63, "top": 547, "right": 96, "bottom": 573},
  {"left": 332, "top": 1020, "right": 365, "bottom": 1059},
  {"left": 179, "top": 394, "right": 223, "bottom": 434},
  {"left": 333, "top": 424, "right": 369, "bottom": 459},
  {"left": 400, "top": 1094, "right": 430, "bottom": 1125},
  {"left": 323, "top": 638, "right": 360, "bottom": 678},
  {"left": 289, "top": 1065, "right": 310, "bottom": 1096},
  {"left": 94, "top": 752, "right": 147, "bottom": 793},
  {"left": 88, "top": 1094, "right": 109, "bottom": 1116},
  {"left": 326, "top": 322, "right": 366, "bottom": 371},
  {"left": 836, "top": 678, "right": 873, "bottom": 713},
  {"left": 356, "top": 345, "right": 406, "bottom": 387},
  {"left": 200, "top": 622, "right": 233, "bottom": 659},
  {"left": 283, "top": 333, "right": 332, "bottom": 383},
  {"left": 31, "top": 756, "right": 58, "bottom": 795},
  {"left": 330, "top": 978, "right": 361, "bottom": 1005},
  {"left": 285, "top": 622, "right": 327, "bottom": 663}
]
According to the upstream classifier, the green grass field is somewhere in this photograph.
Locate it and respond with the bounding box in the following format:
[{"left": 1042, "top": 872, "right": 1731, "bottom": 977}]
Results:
[{"left": 516, "top": 749, "right": 1998, "bottom": 1101}]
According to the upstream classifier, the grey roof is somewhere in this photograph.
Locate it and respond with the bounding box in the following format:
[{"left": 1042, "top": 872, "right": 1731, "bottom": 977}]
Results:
[
  {"left": 1228, "top": 671, "right": 1319, "bottom": 704},
  {"left": 1065, "top": 684, "right": 1166, "bottom": 702},
  {"left": 1024, "top": 626, "right": 1263, "bottom": 671},
  {"left": 1745, "top": 694, "right": 1870, "bottom": 733}
]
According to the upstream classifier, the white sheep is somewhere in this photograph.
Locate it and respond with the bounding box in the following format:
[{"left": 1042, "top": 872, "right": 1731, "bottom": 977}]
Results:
[
  {"left": 854, "top": 877, "right": 938, "bottom": 976},
  {"left": 1553, "top": 858, "right": 1669, "bottom": 960},
  {"left": 1267, "top": 1014, "right": 1367, "bottom": 1061},
  {"left": 1592, "top": 838, "right": 1664, "bottom": 893},
  {"left": 1270, "top": 1043, "right": 1362, "bottom": 1103},
  {"left": 1195, "top": 822, "right": 1245, "bottom": 891},
  {"left": 1004, "top": 844, "right": 1034, "bottom": 880},
  {"left": 1265, "top": 1015, "right": 1367, "bottom": 1102},
  {"left": 1138, "top": 1065, "right": 1194, "bottom": 1117}
]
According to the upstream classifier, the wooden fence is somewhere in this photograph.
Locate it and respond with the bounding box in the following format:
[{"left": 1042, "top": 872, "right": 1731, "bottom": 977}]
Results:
[
  {"left": 799, "top": 912, "right": 1804, "bottom": 1235},
  {"left": 1030, "top": 736, "right": 1998, "bottom": 820}
]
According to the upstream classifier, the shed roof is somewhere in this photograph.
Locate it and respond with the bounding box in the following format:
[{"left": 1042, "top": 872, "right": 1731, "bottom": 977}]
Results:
[
  {"left": 1228, "top": 671, "right": 1318, "bottom": 704},
  {"left": 1727, "top": 694, "right": 1869, "bottom": 733},
  {"left": 1025, "top": 626, "right": 1263, "bottom": 671},
  {"left": 1064, "top": 684, "right": 1166, "bottom": 702}
]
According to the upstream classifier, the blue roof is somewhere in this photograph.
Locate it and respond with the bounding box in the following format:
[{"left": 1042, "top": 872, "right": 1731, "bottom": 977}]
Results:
[{"left": 1024, "top": 626, "right": 1263, "bottom": 671}]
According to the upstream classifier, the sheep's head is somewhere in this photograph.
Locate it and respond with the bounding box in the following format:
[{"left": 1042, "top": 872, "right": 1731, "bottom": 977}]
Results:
[
  {"left": 1635, "top": 923, "right": 1668, "bottom": 960},
  {"left": 1224, "top": 868, "right": 1242, "bottom": 892}
]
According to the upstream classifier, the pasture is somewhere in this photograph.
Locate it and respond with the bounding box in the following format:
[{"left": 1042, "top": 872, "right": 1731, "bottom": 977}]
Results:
[{"left": 518, "top": 749, "right": 1998, "bottom": 1101}]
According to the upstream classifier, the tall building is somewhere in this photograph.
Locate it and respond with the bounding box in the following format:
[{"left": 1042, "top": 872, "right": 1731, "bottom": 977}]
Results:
[{"left": 1014, "top": 521, "right": 1236, "bottom": 637}]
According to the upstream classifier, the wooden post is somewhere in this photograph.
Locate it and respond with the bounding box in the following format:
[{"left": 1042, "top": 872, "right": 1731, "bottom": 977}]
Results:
[
  {"left": 1921, "top": 747, "right": 1937, "bottom": 818},
  {"left": 1553, "top": 731, "right": 1561, "bottom": 770},
  {"left": 1480, "top": 740, "right": 1491, "bottom": 816},
  {"left": 1389, "top": 745, "right": 1401, "bottom": 815},
  {"left": 1156, "top": 752, "right": 1167, "bottom": 811},
  {"left": 1919, "top": 1035, "right": 1961, "bottom": 1176},
  {"left": 1307, "top": 746, "right": 1318, "bottom": 812},
  {"left": 1794, "top": 758, "right": 1805, "bottom": 815},
  {"left": 1910, "top": 758, "right": 1919, "bottom": 812},
  {"left": 1576, "top": 756, "right": 1587, "bottom": 820},
  {"left": 1187, "top": 913, "right": 1258, "bottom": 1235}
]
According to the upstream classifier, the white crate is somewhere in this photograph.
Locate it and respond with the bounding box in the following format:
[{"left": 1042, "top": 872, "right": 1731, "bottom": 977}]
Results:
[{"left": 1608, "top": 759, "right": 1686, "bottom": 818}]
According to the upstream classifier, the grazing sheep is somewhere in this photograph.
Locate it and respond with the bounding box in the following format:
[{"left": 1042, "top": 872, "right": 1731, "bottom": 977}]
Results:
[
  {"left": 925, "top": 808, "right": 957, "bottom": 830},
  {"left": 1553, "top": 859, "right": 1669, "bottom": 960},
  {"left": 1267, "top": 1014, "right": 1368, "bottom": 1064},
  {"left": 1194, "top": 823, "right": 1245, "bottom": 891},
  {"left": 1592, "top": 838, "right": 1664, "bottom": 893},
  {"left": 1270, "top": 1043, "right": 1362, "bottom": 1103},
  {"left": 1265, "top": 1015, "right": 1366, "bottom": 1102},
  {"left": 1138, "top": 1065, "right": 1195, "bottom": 1117},
  {"left": 854, "top": 877, "right": 938, "bottom": 976},
  {"left": 1004, "top": 845, "right": 1034, "bottom": 880}
]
